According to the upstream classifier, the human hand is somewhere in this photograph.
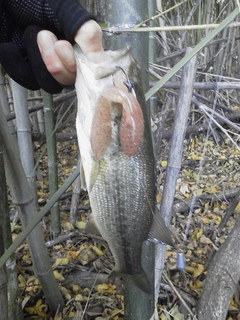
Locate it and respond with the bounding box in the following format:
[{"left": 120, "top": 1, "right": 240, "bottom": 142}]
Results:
[
  {"left": 37, "top": 20, "right": 103, "bottom": 87},
  {"left": 0, "top": 0, "right": 102, "bottom": 93}
]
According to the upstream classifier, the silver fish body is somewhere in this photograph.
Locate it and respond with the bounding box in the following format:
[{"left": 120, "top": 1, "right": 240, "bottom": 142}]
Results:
[{"left": 74, "top": 46, "right": 172, "bottom": 293}]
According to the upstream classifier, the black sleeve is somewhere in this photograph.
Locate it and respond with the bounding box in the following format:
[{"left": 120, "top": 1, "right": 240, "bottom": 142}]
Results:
[
  {"left": 1, "top": 0, "right": 96, "bottom": 45},
  {"left": 0, "top": 0, "right": 97, "bottom": 93},
  {"left": 47, "top": 0, "right": 97, "bottom": 42}
]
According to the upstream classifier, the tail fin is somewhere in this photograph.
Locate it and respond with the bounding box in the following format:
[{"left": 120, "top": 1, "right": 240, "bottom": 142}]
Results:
[{"left": 109, "top": 269, "right": 151, "bottom": 294}]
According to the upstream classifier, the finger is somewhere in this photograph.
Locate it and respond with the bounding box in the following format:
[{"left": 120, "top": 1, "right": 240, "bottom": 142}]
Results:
[
  {"left": 54, "top": 40, "right": 76, "bottom": 74},
  {"left": 74, "top": 20, "right": 103, "bottom": 55},
  {"left": 37, "top": 31, "right": 76, "bottom": 86},
  {"left": 23, "top": 26, "right": 62, "bottom": 93}
]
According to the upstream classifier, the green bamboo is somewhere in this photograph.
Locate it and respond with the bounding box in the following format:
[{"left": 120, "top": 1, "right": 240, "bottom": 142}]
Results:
[
  {"left": 153, "top": 49, "right": 198, "bottom": 301},
  {"left": 105, "top": 1, "right": 155, "bottom": 319},
  {"left": 148, "top": 0, "right": 158, "bottom": 160},
  {"left": 0, "top": 101, "right": 64, "bottom": 312},
  {"left": 0, "top": 134, "right": 23, "bottom": 320},
  {"left": 10, "top": 80, "right": 37, "bottom": 205},
  {"left": 0, "top": 70, "right": 16, "bottom": 141},
  {"left": 42, "top": 90, "right": 60, "bottom": 233},
  {"left": 105, "top": 0, "right": 149, "bottom": 91}
]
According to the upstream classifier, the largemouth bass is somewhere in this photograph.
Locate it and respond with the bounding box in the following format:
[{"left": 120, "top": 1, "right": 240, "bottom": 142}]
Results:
[{"left": 74, "top": 46, "right": 173, "bottom": 293}]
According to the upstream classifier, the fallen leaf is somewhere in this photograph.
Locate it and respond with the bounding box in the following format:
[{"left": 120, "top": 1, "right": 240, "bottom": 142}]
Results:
[
  {"left": 191, "top": 227, "right": 203, "bottom": 240},
  {"left": 53, "top": 257, "right": 69, "bottom": 267},
  {"left": 53, "top": 270, "right": 65, "bottom": 281},
  {"left": 192, "top": 263, "right": 204, "bottom": 278},
  {"left": 200, "top": 235, "right": 212, "bottom": 244},
  {"left": 161, "top": 160, "right": 168, "bottom": 167}
]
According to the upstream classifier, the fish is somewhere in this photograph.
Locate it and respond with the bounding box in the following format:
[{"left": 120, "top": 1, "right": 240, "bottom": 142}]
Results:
[{"left": 74, "top": 45, "right": 173, "bottom": 294}]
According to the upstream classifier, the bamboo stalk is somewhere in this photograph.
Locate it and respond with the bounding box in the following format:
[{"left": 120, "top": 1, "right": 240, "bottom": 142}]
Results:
[
  {"left": 10, "top": 80, "right": 37, "bottom": 205},
  {"left": 42, "top": 91, "right": 60, "bottom": 233},
  {"left": 0, "top": 134, "right": 23, "bottom": 320},
  {"left": 69, "top": 157, "right": 81, "bottom": 226},
  {"left": 105, "top": 1, "right": 156, "bottom": 319},
  {"left": 0, "top": 136, "right": 8, "bottom": 320},
  {"left": 152, "top": 48, "right": 197, "bottom": 301},
  {"left": 0, "top": 70, "right": 16, "bottom": 141},
  {"left": 103, "top": 21, "right": 240, "bottom": 33},
  {"left": 0, "top": 101, "right": 65, "bottom": 312}
]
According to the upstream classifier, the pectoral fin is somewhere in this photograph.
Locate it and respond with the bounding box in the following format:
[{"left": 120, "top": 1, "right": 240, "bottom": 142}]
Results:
[
  {"left": 88, "top": 161, "right": 99, "bottom": 193},
  {"left": 80, "top": 161, "right": 86, "bottom": 190},
  {"left": 148, "top": 214, "right": 174, "bottom": 247}
]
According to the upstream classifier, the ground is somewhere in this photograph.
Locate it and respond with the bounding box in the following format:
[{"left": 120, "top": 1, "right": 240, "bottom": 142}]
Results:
[{"left": 10, "top": 109, "right": 240, "bottom": 319}]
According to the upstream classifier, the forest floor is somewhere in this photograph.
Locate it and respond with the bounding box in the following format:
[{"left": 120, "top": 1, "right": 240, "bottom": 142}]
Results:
[{"left": 12, "top": 109, "right": 240, "bottom": 320}]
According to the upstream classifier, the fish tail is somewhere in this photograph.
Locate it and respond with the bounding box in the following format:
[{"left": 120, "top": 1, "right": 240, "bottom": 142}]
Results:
[{"left": 109, "top": 269, "right": 151, "bottom": 294}]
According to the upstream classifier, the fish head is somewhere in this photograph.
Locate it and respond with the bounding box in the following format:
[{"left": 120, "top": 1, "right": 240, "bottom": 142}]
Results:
[{"left": 74, "top": 45, "right": 145, "bottom": 161}]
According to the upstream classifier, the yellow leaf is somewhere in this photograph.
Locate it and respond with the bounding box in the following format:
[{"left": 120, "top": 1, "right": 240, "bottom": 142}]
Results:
[
  {"left": 160, "top": 312, "right": 168, "bottom": 320},
  {"left": 18, "top": 274, "right": 26, "bottom": 287},
  {"left": 53, "top": 270, "right": 65, "bottom": 281},
  {"left": 171, "top": 305, "right": 185, "bottom": 320},
  {"left": 75, "top": 220, "right": 86, "bottom": 229},
  {"left": 193, "top": 264, "right": 204, "bottom": 278},
  {"left": 68, "top": 311, "right": 75, "bottom": 318},
  {"left": 190, "top": 153, "right": 202, "bottom": 160},
  {"left": 95, "top": 283, "right": 116, "bottom": 293},
  {"left": 207, "top": 213, "right": 221, "bottom": 226},
  {"left": 25, "top": 277, "right": 41, "bottom": 293},
  {"left": 185, "top": 266, "right": 195, "bottom": 274},
  {"left": 191, "top": 227, "right": 203, "bottom": 240},
  {"left": 183, "top": 193, "right": 190, "bottom": 198},
  {"left": 53, "top": 257, "right": 69, "bottom": 267},
  {"left": 75, "top": 294, "right": 87, "bottom": 302},
  {"left": 161, "top": 160, "right": 167, "bottom": 167},
  {"left": 71, "top": 144, "right": 77, "bottom": 151},
  {"left": 92, "top": 245, "right": 104, "bottom": 256},
  {"left": 208, "top": 187, "right": 218, "bottom": 194},
  {"left": 235, "top": 202, "right": 240, "bottom": 211},
  {"left": 189, "top": 138, "right": 195, "bottom": 150},
  {"left": 72, "top": 284, "right": 80, "bottom": 292},
  {"left": 201, "top": 217, "right": 210, "bottom": 224},
  {"left": 25, "top": 299, "right": 48, "bottom": 317},
  {"left": 68, "top": 250, "right": 77, "bottom": 260},
  {"left": 62, "top": 221, "right": 74, "bottom": 231},
  {"left": 156, "top": 193, "right": 161, "bottom": 202},
  {"left": 189, "top": 279, "right": 203, "bottom": 292}
]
